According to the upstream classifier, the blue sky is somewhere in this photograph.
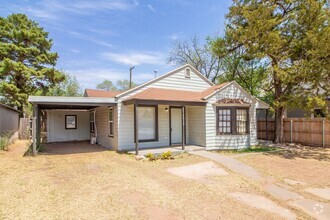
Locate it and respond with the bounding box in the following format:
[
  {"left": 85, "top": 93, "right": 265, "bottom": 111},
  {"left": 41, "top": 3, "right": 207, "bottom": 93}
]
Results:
[{"left": 1, "top": 0, "right": 232, "bottom": 89}]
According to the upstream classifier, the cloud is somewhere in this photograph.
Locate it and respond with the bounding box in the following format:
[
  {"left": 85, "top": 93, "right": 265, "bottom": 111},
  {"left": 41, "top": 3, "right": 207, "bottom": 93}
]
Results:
[
  {"left": 168, "top": 33, "right": 179, "bottom": 41},
  {"left": 70, "top": 49, "right": 80, "bottom": 54},
  {"left": 67, "top": 68, "right": 154, "bottom": 89},
  {"left": 67, "top": 31, "right": 113, "bottom": 48},
  {"left": 101, "top": 51, "right": 165, "bottom": 65},
  {"left": 147, "top": 4, "right": 156, "bottom": 13}
]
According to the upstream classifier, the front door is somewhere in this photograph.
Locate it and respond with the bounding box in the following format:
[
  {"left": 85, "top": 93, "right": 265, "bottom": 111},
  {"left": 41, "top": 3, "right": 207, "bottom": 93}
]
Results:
[{"left": 170, "top": 107, "right": 182, "bottom": 145}]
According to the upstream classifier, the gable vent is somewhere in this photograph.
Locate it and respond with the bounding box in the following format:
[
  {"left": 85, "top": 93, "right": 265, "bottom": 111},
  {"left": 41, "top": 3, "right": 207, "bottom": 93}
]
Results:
[{"left": 185, "top": 68, "right": 191, "bottom": 78}]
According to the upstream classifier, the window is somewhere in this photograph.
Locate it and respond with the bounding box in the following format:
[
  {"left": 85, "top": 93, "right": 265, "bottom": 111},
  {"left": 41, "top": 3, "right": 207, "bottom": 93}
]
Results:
[
  {"left": 136, "top": 105, "right": 158, "bottom": 142},
  {"left": 216, "top": 107, "right": 249, "bottom": 135},
  {"left": 218, "top": 109, "right": 232, "bottom": 134},
  {"left": 236, "top": 109, "right": 248, "bottom": 134},
  {"left": 109, "top": 107, "right": 114, "bottom": 137},
  {"left": 65, "top": 115, "right": 77, "bottom": 129},
  {"left": 185, "top": 68, "right": 191, "bottom": 78},
  {"left": 90, "top": 111, "right": 95, "bottom": 132}
]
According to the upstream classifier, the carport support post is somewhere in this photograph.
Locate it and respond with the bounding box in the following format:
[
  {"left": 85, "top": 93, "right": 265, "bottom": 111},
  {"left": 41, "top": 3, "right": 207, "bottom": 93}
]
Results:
[
  {"left": 32, "top": 104, "right": 38, "bottom": 156},
  {"left": 134, "top": 103, "right": 139, "bottom": 155},
  {"left": 182, "top": 106, "right": 185, "bottom": 150}
]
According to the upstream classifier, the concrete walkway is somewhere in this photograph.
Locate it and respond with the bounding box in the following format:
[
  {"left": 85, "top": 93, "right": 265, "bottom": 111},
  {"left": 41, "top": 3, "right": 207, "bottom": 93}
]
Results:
[{"left": 190, "top": 150, "right": 330, "bottom": 220}]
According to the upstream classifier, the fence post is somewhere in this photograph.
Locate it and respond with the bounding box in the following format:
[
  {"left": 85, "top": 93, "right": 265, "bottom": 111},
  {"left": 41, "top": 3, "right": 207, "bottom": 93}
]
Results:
[
  {"left": 322, "top": 118, "right": 325, "bottom": 147},
  {"left": 290, "top": 120, "right": 293, "bottom": 143}
]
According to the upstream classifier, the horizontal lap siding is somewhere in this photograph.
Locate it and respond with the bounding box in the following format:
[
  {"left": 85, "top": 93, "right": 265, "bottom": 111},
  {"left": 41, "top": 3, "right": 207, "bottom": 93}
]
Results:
[
  {"left": 205, "top": 84, "right": 258, "bottom": 150},
  {"left": 117, "top": 67, "right": 212, "bottom": 150},
  {"left": 93, "top": 106, "right": 118, "bottom": 150},
  {"left": 187, "top": 106, "right": 206, "bottom": 146},
  {"left": 47, "top": 110, "right": 89, "bottom": 142},
  {"left": 118, "top": 104, "right": 170, "bottom": 151}
]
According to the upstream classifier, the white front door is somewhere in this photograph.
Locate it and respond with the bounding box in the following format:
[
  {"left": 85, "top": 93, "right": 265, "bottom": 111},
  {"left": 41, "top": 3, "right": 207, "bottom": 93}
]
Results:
[{"left": 170, "top": 108, "right": 182, "bottom": 144}]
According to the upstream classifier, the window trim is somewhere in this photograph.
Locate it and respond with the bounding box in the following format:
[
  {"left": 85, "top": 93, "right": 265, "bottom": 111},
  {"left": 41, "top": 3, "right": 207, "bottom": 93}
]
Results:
[
  {"left": 65, "top": 115, "right": 77, "bottom": 130},
  {"left": 216, "top": 106, "right": 250, "bottom": 135},
  {"left": 134, "top": 105, "right": 159, "bottom": 143},
  {"left": 108, "top": 107, "right": 114, "bottom": 137}
]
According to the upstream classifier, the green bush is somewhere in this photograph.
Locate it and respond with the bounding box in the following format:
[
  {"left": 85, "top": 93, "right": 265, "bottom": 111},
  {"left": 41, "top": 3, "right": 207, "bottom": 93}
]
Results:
[
  {"left": 160, "top": 151, "right": 173, "bottom": 160},
  {"left": 0, "top": 131, "right": 13, "bottom": 151},
  {"left": 146, "top": 153, "right": 157, "bottom": 161}
]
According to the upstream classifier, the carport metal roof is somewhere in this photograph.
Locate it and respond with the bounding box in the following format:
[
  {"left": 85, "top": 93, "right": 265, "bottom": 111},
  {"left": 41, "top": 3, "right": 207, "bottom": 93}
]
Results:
[{"left": 28, "top": 96, "right": 117, "bottom": 109}]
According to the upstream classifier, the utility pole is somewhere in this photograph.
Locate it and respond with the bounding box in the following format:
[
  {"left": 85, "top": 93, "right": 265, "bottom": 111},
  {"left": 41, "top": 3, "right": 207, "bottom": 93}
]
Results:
[
  {"left": 154, "top": 70, "right": 158, "bottom": 78},
  {"left": 129, "top": 66, "right": 135, "bottom": 89}
]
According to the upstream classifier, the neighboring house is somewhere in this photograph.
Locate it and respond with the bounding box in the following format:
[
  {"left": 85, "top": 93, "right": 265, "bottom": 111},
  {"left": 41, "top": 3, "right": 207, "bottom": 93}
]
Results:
[
  {"left": 28, "top": 64, "right": 269, "bottom": 154},
  {"left": 0, "top": 103, "right": 20, "bottom": 139},
  {"left": 286, "top": 98, "right": 330, "bottom": 118}
]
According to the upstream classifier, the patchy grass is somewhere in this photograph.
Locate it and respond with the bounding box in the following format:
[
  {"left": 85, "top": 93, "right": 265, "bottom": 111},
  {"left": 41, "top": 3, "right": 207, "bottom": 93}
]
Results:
[
  {"left": 0, "top": 141, "right": 303, "bottom": 219},
  {"left": 214, "top": 145, "right": 279, "bottom": 154},
  {"left": 238, "top": 146, "right": 330, "bottom": 187}
]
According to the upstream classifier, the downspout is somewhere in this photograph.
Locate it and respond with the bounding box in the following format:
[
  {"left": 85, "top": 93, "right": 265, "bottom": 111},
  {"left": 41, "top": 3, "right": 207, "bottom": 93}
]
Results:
[{"left": 94, "top": 110, "right": 98, "bottom": 144}]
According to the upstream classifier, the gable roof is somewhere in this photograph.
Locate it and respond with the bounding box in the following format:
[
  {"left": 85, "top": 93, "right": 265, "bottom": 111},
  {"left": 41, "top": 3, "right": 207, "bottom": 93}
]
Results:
[
  {"left": 84, "top": 89, "right": 122, "bottom": 98},
  {"left": 116, "top": 64, "right": 214, "bottom": 99},
  {"left": 200, "top": 82, "right": 230, "bottom": 99},
  {"left": 123, "top": 87, "right": 206, "bottom": 104}
]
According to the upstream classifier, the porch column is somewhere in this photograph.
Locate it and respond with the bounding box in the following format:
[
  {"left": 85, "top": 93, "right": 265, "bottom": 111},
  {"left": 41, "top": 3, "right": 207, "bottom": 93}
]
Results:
[
  {"left": 134, "top": 103, "right": 139, "bottom": 155},
  {"left": 182, "top": 106, "right": 185, "bottom": 150}
]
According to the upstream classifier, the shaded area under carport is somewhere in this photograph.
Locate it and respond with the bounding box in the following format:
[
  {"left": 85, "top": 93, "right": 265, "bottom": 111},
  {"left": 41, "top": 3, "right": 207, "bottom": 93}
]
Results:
[
  {"left": 42, "top": 141, "right": 108, "bottom": 155},
  {"left": 28, "top": 96, "right": 117, "bottom": 155}
]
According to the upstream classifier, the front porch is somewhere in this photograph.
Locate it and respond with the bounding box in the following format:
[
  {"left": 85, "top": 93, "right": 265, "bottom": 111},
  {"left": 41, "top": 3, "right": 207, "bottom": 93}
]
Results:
[{"left": 127, "top": 145, "right": 205, "bottom": 156}]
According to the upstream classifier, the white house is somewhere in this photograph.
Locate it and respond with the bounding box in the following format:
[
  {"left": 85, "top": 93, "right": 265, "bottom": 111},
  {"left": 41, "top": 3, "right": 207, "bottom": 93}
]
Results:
[{"left": 28, "top": 64, "right": 269, "bottom": 154}]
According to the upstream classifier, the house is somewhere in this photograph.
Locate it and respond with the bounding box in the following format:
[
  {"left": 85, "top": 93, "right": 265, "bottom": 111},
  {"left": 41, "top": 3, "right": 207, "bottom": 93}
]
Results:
[
  {"left": 286, "top": 98, "right": 330, "bottom": 118},
  {"left": 0, "top": 103, "right": 20, "bottom": 140},
  {"left": 28, "top": 64, "right": 269, "bottom": 155}
]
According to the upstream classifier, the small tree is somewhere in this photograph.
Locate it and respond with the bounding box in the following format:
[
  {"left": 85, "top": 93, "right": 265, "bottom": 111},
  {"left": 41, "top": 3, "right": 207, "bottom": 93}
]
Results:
[
  {"left": 46, "top": 72, "right": 82, "bottom": 97},
  {"left": 0, "top": 13, "right": 64, "bottom": 114},
  {"left": 116, "top": 79, "right": 137, "bottom": 91},
  {"left": 96, "top": 80, "right": 117, "bottom": 91}
]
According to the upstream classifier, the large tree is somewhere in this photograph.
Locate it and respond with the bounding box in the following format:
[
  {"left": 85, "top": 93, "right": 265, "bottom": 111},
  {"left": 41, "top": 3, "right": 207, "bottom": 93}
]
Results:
[
  {"left": 0, "top": 13, "right": 64, "bottom": 114},
  {"left": 167, "top": 36, "right": 222, "bottom": 82},
  {"left": 96, "top": 80, "right": 117, "bottom": 91},
  {"left": 213, "top": 0, "right": 330, "bottom": 143}
]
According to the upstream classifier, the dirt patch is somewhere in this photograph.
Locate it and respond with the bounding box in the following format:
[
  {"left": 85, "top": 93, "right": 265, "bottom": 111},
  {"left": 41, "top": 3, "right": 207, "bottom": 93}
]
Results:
[
  {"left": 231, "top": 192, "right": 296, "bottom": 220},
  {"left": 167, "top": 161, "right": 228, "bottom": 183},
  {"left": 0, "top": 141, "right": 303, "bottom": 219},
  {"left": 238, "top": 148, "right": 330, "bottom": 186}
]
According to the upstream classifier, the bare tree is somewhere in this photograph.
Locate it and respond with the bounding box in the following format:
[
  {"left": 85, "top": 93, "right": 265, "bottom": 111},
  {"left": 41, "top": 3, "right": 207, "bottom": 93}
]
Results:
[{"left": 167, "top": 36, "right": 222, "bottom": 83}]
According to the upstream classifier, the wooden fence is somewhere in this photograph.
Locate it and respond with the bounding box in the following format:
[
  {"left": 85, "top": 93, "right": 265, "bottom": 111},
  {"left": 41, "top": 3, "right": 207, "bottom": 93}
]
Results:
[
  {"left": 257, "top": 118, "right": 330, "bottom": 147},
  {"left": 19, "top": 118, "right": 31, "bottom": 140}
]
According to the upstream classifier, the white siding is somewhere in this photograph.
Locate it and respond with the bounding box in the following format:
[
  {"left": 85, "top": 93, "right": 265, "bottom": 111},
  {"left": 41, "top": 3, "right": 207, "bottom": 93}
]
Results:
[
  {"left": 91, "top": 106, "right": 118, "bottom": 150},
  {"left": 117, "top": 67, "right": 212, "bottom": 151},
  {"left": 186, "top": 106, "right": 206, "bottom": 146},
  {"left": 205, "top": 84, "right": 258, "bottom": 150},
  {"left": 47, "top": 110, "right": 90, "bottom": 142},
  {"left": 118, "top": 104, "right": 170, "bottom": 151}
]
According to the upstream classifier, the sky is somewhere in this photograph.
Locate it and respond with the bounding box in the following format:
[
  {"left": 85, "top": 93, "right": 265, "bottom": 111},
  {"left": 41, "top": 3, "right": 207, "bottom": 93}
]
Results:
[{"left": 0, "top": 0, "right": 232, "bottom": 90}]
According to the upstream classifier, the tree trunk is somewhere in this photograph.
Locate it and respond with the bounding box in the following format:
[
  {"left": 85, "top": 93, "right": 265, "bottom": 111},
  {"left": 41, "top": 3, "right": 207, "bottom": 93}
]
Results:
[
  {"left": 18, "top": 105, "right": 24, "bottom": 118},
  {"left": 274, "top": 106, "right": 285, "bottom": 143}
]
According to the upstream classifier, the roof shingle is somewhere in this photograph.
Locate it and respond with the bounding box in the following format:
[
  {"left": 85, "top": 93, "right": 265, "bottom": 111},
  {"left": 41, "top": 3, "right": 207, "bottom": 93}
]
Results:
[{"left": 84, "top": 89, "right": 122, "bottom": 98}]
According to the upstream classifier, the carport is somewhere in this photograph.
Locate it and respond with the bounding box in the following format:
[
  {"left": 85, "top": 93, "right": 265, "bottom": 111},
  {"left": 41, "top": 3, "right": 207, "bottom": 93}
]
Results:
[{"left": 28, "top": 96, "right": 117, "bottom": 155}]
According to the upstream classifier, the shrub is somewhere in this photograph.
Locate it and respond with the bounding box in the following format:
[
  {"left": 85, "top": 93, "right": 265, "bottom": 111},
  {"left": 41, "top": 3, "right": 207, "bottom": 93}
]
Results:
[
  {"left": 0, "top": 131, "right": 13, "bottom": 151},
  {"left": 160, "top": 151, "right": 173, "bottom": 160},
  {"left": 146, "top": 153, "right": 157, "bottom": 161}
]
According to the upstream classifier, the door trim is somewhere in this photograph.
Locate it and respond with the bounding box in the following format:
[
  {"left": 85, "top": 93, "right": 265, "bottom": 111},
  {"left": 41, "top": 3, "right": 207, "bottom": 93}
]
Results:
[{"left": 169, "top": 106, "right": 186, "bottom": 146}]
